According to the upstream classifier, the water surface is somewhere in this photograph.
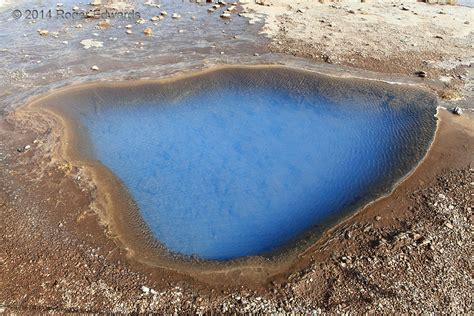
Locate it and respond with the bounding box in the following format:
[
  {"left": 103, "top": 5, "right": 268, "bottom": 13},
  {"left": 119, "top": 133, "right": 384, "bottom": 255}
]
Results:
[{"left": 73, "top": 68, "right": 437, "bottom": 260}]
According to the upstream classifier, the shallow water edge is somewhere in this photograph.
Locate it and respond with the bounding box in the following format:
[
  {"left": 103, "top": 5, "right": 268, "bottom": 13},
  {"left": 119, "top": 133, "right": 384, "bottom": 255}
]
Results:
[{"left": 12, "top": 64, "right": 439, "bottom": 284}]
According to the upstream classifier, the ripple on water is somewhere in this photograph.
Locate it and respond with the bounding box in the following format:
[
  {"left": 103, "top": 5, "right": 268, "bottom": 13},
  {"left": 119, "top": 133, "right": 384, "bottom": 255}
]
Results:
[{"left": 50, "top": 67, "right": 438, "bottom": 260}]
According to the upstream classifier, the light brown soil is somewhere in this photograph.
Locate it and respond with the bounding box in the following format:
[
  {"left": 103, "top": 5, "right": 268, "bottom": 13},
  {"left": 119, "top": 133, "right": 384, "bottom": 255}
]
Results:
[{"left": 242, "top": 0, "right": 473, "bottom": 100}]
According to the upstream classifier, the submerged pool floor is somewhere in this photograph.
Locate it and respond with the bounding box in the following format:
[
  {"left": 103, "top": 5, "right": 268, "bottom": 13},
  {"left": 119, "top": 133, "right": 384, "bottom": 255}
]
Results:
[{"left": 72, "top": 68, "right": 436, "bottom": 260}]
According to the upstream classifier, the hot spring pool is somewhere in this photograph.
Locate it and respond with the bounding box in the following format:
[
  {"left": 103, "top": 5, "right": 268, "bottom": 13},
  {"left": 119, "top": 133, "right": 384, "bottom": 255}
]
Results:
[{"left": 54, "top": 67, "right": 437, "bottom": 260}]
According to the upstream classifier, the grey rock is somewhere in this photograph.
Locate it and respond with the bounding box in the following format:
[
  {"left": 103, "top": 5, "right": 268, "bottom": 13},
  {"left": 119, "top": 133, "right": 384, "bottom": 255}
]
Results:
[{"left": 452, "top": 107, "right": 463, "bottom": 115}]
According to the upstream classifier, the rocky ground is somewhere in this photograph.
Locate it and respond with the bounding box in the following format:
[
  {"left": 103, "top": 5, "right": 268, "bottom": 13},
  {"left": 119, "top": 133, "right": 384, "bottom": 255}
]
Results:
[
  {"left": 1, "top": 0, "right": 473, "bottom": 313},
  {"left": 288, "top": 167, "right": 473, "bottom": 314}
]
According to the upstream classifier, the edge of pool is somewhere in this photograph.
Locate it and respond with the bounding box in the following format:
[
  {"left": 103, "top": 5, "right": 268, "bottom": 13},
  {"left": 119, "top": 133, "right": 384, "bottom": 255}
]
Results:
[{"left": 10, "top": 63, "right": 441, "bottom": 285}]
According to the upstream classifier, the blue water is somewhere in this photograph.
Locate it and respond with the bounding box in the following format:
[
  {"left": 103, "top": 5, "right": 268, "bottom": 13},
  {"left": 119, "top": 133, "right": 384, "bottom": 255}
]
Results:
[{"left": 79, "top": 81, "right": 432, "bottom": 260}]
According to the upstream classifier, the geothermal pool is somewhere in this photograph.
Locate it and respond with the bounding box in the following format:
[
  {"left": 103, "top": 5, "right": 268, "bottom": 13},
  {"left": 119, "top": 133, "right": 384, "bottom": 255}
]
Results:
[{"left": 64, "top": 67, "right": 436, "bottom": 260}]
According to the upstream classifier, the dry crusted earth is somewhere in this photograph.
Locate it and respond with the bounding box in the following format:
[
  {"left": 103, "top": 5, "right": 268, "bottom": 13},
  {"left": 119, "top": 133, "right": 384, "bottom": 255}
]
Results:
[{"left": 242, "top": 0, "right": 473, "bottom": 99}]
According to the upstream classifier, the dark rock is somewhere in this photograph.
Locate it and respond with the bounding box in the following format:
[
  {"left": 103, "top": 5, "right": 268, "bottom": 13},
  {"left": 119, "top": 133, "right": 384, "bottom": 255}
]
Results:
[
  {"left": 452, "top": 107, "right": 463, "bottom": 115},
  {"left": 416, "top": 71, "right": 427, "bottom": 78}
]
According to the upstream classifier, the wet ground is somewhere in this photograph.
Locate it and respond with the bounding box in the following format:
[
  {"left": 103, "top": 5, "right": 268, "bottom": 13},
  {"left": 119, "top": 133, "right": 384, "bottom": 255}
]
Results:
[{"left": 0, "top": 0, "right": 266, "bottom": 113}]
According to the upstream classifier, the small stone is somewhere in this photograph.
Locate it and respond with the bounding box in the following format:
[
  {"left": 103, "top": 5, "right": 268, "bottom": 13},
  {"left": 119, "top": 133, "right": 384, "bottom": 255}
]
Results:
[
  {"left": 151, "top": 16, "right": 159, "bottom": 22},
  {"left": 126, "top": 30, "right": 132, "bottom": 34},
  {"left": 220, "top": 12, "right": 231, "bottom": 18},
  {"left": 24, "top": 145, "right": 31, "bottom": 150},
  {"left": 172, "top": 13, "right": 181, "bottom": 19},
  {"left": 445, "top": 222, "right": 453, "bottom": 229},
  {"left": 91, "top": 65, "right": 99, "bottom": 71},
  {"left": 98, "top": 19, "right": 111, "bottom": 28},
  {"left": 75, "top": 24, "right": 83, "bottom": 28},
  {"left": 38, "top": 29, "right": 49, "bottom": 36},
  {"left": 136, "top": 18, "right": 146, "bottom": 24},
  {"left": 160, "top": 11, "right": 168, "bottom": 16},
  {"left": 125, "top": 24, "right": 133, "bottom": 29},
  {"left": 141, "top": 286, "right": 150, "bottom": 294},
  {"left": 375, "top": 216, "right": 382, "bottom": 221},
  {"left": 143, "top": 28, "right": 152, "bottom": 35},
  {"left": 452, "top": 107, "right": 463, "bottom": 115},
  {"left": 416, "top": 71, "right": 427, "bottom": 78},
  {"left": 80, "top": 39, "right": 103, "bottom": 49}
]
